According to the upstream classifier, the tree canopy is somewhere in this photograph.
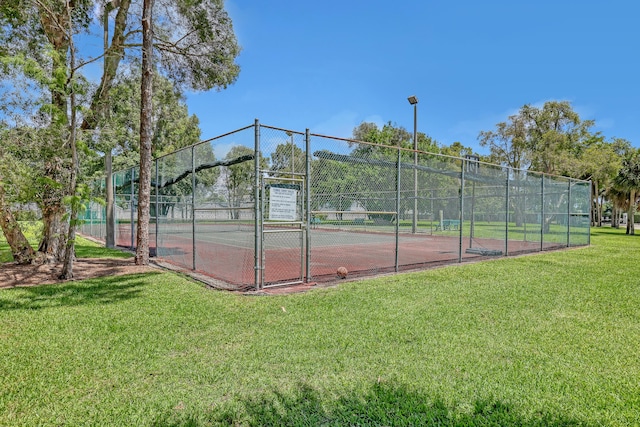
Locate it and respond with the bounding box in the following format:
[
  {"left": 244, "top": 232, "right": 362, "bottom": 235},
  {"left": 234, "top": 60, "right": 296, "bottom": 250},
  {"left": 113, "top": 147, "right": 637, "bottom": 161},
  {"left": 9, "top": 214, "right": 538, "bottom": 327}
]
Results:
[{"left": 0, "top": 0, "right": 241, "bottom": 268}]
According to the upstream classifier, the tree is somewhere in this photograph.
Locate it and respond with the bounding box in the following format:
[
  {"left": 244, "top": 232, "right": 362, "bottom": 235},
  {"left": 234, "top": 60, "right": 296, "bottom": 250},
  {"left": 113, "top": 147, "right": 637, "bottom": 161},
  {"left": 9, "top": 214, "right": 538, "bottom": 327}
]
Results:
[
  {"left": 440, "top": 141, "right": 476, "bottom": 158},
  {"left": 1, "top": 1, "right": 93, "bottom": 265},
  {"left": 0, "top": 126, "right": 35, "bottom": 263},
  {"left": 479, "top": 101, "right": 594, "bottom": 175},
  {"left": 270, "top": 135, "right": 305, "bottom": 178},
  {"left": 478, "top": 112, "right": 530, "bottom": 171},
  {"left": 85, "top": 70, "right": 204, "bottom": 177},
  {"left": 567, "top": 135, "right": 624, "bottom": 227},
  {"left": 479, "top": 101, "right": 597, "bottom": 229},
  {"left": 612, "top": 148, "right": 640, "bottom": 235},
  {"left": 352, "top": 121, "right": 439, "bottom": 154},
  {"left": 349, "top": 122, "right": 444, "bottom": 220},
  {"left": 523, "top": 101, "right": 594, "bottom": 176},
  {"left": 135, "top": 0, "right": 154, "bottom": 266},
  {"left": 221, "top": 146, "right": 266, "bottom": 220},
  {"left": 1, "top": 0, "right": 241, "bottom": 268}
]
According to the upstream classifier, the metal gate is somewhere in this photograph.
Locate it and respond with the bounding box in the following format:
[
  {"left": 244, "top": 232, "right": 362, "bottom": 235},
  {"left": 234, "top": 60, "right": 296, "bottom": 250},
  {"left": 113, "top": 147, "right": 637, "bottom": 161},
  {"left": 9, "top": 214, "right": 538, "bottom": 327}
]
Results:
[{"left": 259, "top": 174, "right": 306, "bottom": 288}]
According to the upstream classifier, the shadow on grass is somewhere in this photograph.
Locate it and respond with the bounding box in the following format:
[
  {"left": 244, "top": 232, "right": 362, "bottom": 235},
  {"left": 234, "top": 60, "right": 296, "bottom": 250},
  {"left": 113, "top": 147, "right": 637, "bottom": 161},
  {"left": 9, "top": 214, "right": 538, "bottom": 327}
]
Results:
[
  {"left": 0, "top": 272, "right": 158, "bottom": 310},
  {"left": 152, "top": 381, "right": 592, "bottom": 426},
  {"left": 75, "top": 244, "right": 134, "bottom": 259},
  {"left": 590, "top": 226, "right": 637, "bottom": 236}
]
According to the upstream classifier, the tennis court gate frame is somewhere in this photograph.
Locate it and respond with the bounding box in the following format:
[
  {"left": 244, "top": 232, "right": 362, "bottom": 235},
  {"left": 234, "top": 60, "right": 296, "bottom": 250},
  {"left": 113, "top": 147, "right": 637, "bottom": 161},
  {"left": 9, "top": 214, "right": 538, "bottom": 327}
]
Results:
[{"left": 83, "top": 120, "right": 592, "bottom": 291}]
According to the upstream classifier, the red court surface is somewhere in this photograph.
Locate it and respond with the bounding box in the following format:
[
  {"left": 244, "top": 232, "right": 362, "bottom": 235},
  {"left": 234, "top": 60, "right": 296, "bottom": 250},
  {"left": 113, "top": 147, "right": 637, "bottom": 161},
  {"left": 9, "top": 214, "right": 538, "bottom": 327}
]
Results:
[{"left": 111, "top": 223, "right": 573, "bottom": 290}]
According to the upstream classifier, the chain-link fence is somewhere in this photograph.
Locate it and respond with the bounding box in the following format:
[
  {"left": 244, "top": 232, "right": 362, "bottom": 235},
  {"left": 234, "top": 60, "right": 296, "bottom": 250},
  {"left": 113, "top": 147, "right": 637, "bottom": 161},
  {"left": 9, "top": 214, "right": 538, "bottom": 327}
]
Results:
[{"left": 84, "top": 121, "right": 591, "bottom": 290}]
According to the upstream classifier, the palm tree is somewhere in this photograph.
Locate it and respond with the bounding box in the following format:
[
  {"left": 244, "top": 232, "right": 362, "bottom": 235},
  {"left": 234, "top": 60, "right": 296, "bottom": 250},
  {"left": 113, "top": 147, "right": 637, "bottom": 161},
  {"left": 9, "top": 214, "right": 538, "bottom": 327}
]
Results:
[
  {"left": 612, "top": 149, "right": 640, "bottom": 234},
  {"left": 606, "top": 186, "right": 628, "bottom": 229}
]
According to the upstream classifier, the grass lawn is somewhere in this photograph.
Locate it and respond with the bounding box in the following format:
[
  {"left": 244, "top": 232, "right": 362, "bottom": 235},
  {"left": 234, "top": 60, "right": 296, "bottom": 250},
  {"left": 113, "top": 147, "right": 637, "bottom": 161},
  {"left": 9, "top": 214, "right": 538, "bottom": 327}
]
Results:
[
  {"left": 0, "top": 229, "right": 132, "bottom": 263},
  {"left": 0, "top": 228, "right": 638, "bottom": 425}
]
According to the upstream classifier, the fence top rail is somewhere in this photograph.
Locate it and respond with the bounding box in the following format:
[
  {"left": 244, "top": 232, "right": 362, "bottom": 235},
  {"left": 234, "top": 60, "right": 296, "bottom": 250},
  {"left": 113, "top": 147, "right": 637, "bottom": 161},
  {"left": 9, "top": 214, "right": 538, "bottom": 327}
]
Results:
[
  {"left": 259, "top": 124, "right": 305, "bottom": 136},
  {"left": 102, "top": 121, "right": 591, "bottom": 186}
]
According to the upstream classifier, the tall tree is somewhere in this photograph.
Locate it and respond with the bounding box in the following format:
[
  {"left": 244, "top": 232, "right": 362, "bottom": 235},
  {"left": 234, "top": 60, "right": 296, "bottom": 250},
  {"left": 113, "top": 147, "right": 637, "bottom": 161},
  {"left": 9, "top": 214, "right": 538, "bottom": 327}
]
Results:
[
  {"left": 1, "top": 0, "right": 241, "bottom": 268},
  {"left": 270, "top": 138, "right": 305, "bottom": 177},
  {"left": 87, "top": 70, "right": 203, "bottom": 176},
  {"left": 221, "top": 146, "right": 266, "bottom": 220},
  {"left": 478, "top": 112, "right": 530, "bottom": 171},
  {"left": 0, "top": 126, "right": 35, "bottom": 263},
  {"left": 568, "top": 135, "right": 625, "bottom": 227},
  {"left": 612, "top": 148, "right": 640, "bottom": 235},
  {"left": 523, "top": 101, "right": 594, "bottom": 175},
  {"left": 135, "top": 0, "right": 154, "bottom": 265},
  {"left": 1, "top": 0, "right": 91, "bottom": 264}
]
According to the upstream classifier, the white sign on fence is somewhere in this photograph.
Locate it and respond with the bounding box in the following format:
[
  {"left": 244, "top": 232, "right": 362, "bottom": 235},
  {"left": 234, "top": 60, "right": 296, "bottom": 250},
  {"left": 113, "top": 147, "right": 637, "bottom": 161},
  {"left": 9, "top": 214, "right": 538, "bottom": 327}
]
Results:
[{"left": 268, "top": 187, "right": 298, "bottom": 221}]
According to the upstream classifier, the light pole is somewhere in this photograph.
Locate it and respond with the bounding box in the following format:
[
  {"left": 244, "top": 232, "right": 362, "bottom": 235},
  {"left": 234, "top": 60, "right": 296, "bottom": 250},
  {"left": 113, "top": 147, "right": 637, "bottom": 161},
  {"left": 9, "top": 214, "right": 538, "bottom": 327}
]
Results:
[{"left": 408, "top": 95, "right": 418, "bottom": 234}]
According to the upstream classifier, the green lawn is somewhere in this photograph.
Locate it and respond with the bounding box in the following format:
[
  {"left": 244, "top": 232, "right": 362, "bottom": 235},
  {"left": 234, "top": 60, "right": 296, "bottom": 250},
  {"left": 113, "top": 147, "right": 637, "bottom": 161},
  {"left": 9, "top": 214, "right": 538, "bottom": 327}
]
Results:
[
  {"left": 0, "top": 229, "right": 132, "bottom": 263},
  {"left": 0, "top": 228, "right": 638, "bottom": 425}
]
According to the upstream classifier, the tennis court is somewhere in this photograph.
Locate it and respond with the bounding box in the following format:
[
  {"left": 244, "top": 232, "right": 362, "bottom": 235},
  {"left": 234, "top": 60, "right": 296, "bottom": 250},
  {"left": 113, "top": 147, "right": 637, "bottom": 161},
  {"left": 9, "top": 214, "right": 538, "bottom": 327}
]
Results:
[
  {"left": 110, "top": 218, "right": 581, "bottom": 289},
  {"left": 82, "top": 121, "right": 591, "bottom": 290}
]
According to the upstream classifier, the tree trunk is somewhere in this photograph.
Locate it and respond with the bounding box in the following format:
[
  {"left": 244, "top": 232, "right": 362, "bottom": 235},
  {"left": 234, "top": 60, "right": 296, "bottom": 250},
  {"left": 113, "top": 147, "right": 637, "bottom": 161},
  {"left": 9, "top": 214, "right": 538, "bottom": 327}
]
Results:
[
  {"left": 82, "top": 0, "right": 132, "bottom": 131},
  {"left": 37, "top": 5, "right": 71, "bottom": 264},
  {"left": 60, "top": 32, "right": 80, "bottom": 280},
  {"left": 628, "top": 190, "right": 636, "bottom": 235},
  {"left": 135, "top": 0, "right": 154, "bottom": 266},
  {"left": 596, "top": 182, "right": 602, "bottom": 227},
  {"left": 38, "top": 203, "right": 67, "bottom": 262},
  {"left": 0, "top": 183, "right": 35, "bottom": 264}
]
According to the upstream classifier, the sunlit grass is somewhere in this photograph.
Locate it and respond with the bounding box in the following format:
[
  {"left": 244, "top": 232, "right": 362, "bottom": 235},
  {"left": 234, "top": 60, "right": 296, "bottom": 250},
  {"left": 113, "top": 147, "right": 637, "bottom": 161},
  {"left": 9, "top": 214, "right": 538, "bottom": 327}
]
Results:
[
  {"left": 0, "top": 221, "right": 130, "bottom": 263},
  {"left": 0, "top": 227, "right": 638, "bottom": 425}
]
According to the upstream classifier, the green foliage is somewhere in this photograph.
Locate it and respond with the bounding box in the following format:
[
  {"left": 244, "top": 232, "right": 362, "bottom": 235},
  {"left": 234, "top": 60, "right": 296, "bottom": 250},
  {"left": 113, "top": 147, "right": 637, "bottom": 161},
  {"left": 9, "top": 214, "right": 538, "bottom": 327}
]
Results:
[
  {"left": 352, "top": 121, "right": 439, "bottom": 154},
  {"left": 88, "top": 71, "right": 204, "bottom": 177},
  {"left": 270, "top": 139, "right": 305, "bottom": 175},
  {"left": 157, "top": 0, "right": 241, "bottom": 91},
  {"left": 221, "top": 145, "right": 266, "bottom": 218},
  {"left": 479, "top": 101, "right": 599, "bottom": 177}
]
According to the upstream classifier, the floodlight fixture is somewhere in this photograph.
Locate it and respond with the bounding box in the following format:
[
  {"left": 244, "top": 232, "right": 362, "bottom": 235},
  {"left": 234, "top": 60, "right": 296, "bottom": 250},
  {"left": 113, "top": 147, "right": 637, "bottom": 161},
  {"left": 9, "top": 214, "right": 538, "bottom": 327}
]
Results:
[{"left": 408, "top": 95, "right": 419, "bottom": 233}]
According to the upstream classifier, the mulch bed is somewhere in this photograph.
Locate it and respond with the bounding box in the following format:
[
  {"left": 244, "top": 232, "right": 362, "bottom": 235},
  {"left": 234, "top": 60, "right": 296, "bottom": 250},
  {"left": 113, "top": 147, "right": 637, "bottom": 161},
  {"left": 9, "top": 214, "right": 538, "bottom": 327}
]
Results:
[{"left": 0, "top": 258, "right": 156, "bottom": 289}]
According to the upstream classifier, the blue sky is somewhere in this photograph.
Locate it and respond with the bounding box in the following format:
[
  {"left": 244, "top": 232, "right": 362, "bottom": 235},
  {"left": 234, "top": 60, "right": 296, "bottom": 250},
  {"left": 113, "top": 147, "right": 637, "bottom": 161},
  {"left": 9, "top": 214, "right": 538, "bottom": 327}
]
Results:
[{"left": 185, "top": 1, "right": 639, "bottom": 155}]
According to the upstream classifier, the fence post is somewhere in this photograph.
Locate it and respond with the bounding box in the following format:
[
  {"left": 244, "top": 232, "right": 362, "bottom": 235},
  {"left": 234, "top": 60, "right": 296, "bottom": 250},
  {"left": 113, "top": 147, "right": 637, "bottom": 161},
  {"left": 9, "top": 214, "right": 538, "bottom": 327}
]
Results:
[
  {"left": 395, "top": 146, "right": 401, "bottom": 272},
  {"left": 105, "top": 151, "right": 115, "bottom": 248},
  {"left": 305, "top": 128, "right": 311, "bottom": 281},
  {"left": 155, "top": 158, "right": 159, "bottom": 257},
  {"left": 191, "top": 145, "right": 196, "bottom": 270},
  {"left": 540, "top": 175, "right": 545, "bottom": 251},
  {"left": 567, "top": 180, "right": 571, "bottom": 247},
  {"left": 130, "top": 167, "right": 135, "bottom": 250},
  {"left": 459, "top": 161, "right": 465, "bottom": 262},
  {"left": 588, "top": 181, "right": 592, "bottom": 246},
  {"left": 505, "top": 176, "right": 510, "bottom": 256},
  {"left": 254, "top": 119, "right": 261, "bottom": 290}
]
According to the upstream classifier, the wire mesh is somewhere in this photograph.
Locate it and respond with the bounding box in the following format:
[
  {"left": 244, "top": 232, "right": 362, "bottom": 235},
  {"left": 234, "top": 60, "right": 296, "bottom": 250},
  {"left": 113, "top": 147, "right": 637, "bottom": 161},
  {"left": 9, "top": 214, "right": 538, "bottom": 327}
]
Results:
[
  {"left": 80, "top": 178, "right": 106, "bottom": 241},
  {"left": 258, "top": 126, "right": 307, "bottom": 286},
  {"left": 83, "top": 122, "right": 592, "bottom": 290},
  {"left": 193, "top": 127, "right": 257, "bottom": 285}
]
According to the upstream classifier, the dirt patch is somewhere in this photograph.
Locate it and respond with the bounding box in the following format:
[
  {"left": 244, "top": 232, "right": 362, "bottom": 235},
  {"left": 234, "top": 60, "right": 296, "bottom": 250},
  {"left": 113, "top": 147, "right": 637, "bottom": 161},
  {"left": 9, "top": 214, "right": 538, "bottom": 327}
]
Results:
[{"left": 0, "top": 258, "right": 156, "bottom": 289}]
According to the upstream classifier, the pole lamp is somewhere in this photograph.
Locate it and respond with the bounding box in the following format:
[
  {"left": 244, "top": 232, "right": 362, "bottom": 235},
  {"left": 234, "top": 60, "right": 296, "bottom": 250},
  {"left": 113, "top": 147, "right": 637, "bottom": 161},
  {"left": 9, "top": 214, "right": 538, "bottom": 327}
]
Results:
[{"left": 407, "top": 95, "right": 418, "bottom": 234}]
